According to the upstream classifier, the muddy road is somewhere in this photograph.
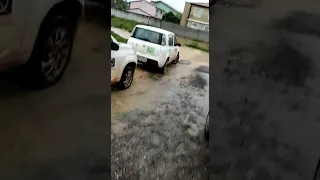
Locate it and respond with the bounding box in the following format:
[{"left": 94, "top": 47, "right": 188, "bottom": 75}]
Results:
[
  {"left": 111, "top": 28, "right": 209, "bottom": 179},
  {"left": 210, "top": 1, "right": 320, "bottom": 179}
]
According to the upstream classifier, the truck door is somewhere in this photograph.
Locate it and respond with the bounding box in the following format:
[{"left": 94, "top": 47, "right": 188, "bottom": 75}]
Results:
[{"left": 0, "top": 0, "right": 26, "bottom": 66}]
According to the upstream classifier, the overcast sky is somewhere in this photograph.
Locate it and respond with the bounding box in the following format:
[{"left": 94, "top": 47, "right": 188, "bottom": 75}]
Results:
[{"left": 126, "top": 0, "right": 209, "bottom": 13}]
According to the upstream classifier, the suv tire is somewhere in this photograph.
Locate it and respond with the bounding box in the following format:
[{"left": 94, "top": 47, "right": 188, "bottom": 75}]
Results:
[
  {"left": 204, "top": 113, "right": 209, "bottom": 140},
  {"left": 20, "top": 15, "right": 75, "bottom": 89}
]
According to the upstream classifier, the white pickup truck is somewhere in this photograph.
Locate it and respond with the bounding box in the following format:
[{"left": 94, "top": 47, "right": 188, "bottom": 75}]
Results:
[{"left": 0, "top": 0, "right": 84, "bottom": 88}]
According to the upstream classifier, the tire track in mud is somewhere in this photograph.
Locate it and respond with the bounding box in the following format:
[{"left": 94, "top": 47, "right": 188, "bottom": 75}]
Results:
[{"left": 111, "top": 67, "right": 209, "bottom": 180}]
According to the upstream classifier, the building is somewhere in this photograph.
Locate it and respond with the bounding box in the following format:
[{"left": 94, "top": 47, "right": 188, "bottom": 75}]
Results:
[
  {"left": 127, "top": 0, "right": 164, "bottom": 19},
  {"left": 151, "top": 0, "right": 182, "bottom": 19},
  {"left": 180, "top": 2, "right": 209, "bottom": 32}
]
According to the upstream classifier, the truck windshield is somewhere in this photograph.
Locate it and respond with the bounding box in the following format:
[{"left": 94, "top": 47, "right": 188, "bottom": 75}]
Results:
[{"left": 132, "top": 27, "right": 163, "bottom": 45}]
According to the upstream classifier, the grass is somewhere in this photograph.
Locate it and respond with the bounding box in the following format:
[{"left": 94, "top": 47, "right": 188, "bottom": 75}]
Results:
[
  {"left": 111, "top": 16, "right": 145, "bottom": 32},
  {"left": 111, "top": 31, "right": 128, "bottom": 43},
  {"left": 184, "top": 41, "right": 209, "bottom": 52}
]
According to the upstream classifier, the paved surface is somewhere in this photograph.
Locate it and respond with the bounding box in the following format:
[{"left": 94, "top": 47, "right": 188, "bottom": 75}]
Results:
[
  {"left": 209, "top": 1, "right": 320, "bottom": 179},
  {"left": 0, "top": 21, "right": 110, "bottom": 179},
  {"left": 111, "top": 28, "right": 210, "bottom": 179}
]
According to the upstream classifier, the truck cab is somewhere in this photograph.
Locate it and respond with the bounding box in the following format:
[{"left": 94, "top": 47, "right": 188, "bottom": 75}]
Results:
[{"left": 0, "top": 0, "right": 84, "bottom": 88}]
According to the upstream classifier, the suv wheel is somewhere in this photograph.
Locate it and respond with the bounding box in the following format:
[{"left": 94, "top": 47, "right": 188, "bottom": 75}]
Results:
[
  {"left": 204, "top": 113, "right": 209, "bottom": 140},
  {"left": 21, "top": 15, "right": 75, "bottom": 89},
  {"left": 117, "top": 65, "right": 135, "bottom": 90}
]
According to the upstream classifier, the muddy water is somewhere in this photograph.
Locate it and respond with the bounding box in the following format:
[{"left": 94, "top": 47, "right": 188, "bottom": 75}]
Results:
[{"left": 111, "top": 27, "right": 209, "bottom": 179}]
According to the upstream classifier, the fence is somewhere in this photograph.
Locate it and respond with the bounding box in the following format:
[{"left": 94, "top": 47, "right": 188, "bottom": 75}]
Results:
[{"left": 111, "top": 8, "right": 209, "bottom": 42}]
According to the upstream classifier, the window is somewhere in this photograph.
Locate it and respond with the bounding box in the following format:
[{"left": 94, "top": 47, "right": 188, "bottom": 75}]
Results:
[
  {"left": 161, "top": 34, "right": 166, "bottom": 46},
  {"left": 191, "top": 22, "right": 198, "bottom": 29},
  {"left": 173, "top": 36, "right": 177, "bottom": 45},
  {"left": 168, "top": 35, "right": 174, "bottom": 46},
  {"left": 132, "top": 27, "right": 163, "bottom": 45},
  {"left": 204, "top": 25, "right": 209, "bottom": 32},
  {"left": 193, "top": 7, "right": 203, "bottom": 17}
]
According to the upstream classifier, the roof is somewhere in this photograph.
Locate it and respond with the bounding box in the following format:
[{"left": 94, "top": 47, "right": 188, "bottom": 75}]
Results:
[
  {"left": 129, "top": 0, "right": 157, "bottom": 8},
  {"left": 129, "top": 0, "right": 165, "bottom": 13},
  {"left": 151, "top": 0, "right": 182, "bottom": 14},
  {"left": 189, "top": 2, "right": 210, "bottom": 7},
  {"left": 135, "top": 25, "right": 175, "bottom": 35}
]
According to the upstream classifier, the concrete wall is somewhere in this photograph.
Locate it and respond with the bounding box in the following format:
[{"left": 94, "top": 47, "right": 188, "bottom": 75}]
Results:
[
  {"left": 111, "top": 8, "right": 209, "bottom": 42},
  {"left": 209, "top": 0, "right": 320, "bottom": 179}
]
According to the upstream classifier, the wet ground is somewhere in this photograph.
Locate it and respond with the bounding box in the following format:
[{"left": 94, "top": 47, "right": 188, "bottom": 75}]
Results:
[
  {"left": 210, "top": 1, "right": 320, "bottom": 179},
  {"left": 111, "top": 28, "right": 210, "bottom": 179}
]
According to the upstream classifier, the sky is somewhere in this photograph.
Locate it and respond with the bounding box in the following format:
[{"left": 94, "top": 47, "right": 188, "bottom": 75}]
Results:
[{"left": 126, "top": 0, "right": 209, "bottom": 13}]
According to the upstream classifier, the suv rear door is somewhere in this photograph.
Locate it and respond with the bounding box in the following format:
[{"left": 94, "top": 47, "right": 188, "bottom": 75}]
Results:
[{"left": 0, "top": 0, "right": 26, "bottom": 67}]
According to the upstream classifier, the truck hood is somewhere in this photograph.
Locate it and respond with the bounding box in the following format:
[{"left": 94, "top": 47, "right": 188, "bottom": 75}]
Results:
[{"left": 119, "top": 43, "right": 133, "bottom": 50}]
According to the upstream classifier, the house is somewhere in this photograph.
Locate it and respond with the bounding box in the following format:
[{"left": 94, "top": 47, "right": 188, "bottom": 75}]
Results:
[
  {"left": 127, "top": 0, "right": 164, "bottom": 19},
  {"left": 180, "top": 2, "right": 209, "bottom": 32},
  {"left": 151, "top": 0, "right": 182, "bottom": 19}
]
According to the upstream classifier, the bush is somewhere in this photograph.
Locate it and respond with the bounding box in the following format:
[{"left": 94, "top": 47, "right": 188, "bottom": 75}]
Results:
[{"left": 163, "top": 12, "right": 181, "bottom": 24}]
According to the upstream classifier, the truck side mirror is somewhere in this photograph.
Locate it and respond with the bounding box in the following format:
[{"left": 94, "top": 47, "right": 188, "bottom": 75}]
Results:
[{"left": 111, "top": 41, "right": 119, "bottom": 51}]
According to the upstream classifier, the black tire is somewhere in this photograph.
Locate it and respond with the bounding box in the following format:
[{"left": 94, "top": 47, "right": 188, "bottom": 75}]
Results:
[
  {"left": 172, "top": 53, "right": 179, "bottom": 64},
  {"left": 204, "top": 113, "right": 209, "bottom": 140},
  {"left": 159, "top": 59, "right": 168, "bottom": 74},
  {"left": 20, "top": 15, "right": 75, "bottom": 89},
  {"left": 117, "top": 65, "right": 135, "bottom": 90}
]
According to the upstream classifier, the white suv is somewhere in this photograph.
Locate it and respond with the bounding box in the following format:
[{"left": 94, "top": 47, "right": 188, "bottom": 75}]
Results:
[
  {"left": 0, "top": 0, "right": 84, "bottom": 88},
  {"left": 127, "top": 25, "right": 181, "bottom": 74},
  {"left": 111, "top": 35, "right": 137, "bottom": 90}
]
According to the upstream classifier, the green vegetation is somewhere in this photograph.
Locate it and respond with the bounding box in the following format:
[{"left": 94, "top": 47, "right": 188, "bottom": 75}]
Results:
[
  {"left": 111, "top": 16, "right": 145, "bottom": 32},
  {"left": 162, "top": 12, "right": 181, "bottom": 24},
  {"left": 185, "top": 41, "right": 209, "bottom": 52},
  {"left": 111, "top": 0, "right": 128, "bottom": 11},
  {"left": 111, "top": 31, "right": 128, "bottom": 43}
]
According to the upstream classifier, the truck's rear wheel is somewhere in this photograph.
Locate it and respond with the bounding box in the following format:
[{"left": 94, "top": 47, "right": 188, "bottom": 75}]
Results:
[
  {"left": 158, "top": 59, "right": 168, "bottom": 74},
  {"left": 172, "top": 53, "right": 179, "bottom": 64},
  {"left": 21, "top": 15, "right": 75, "bottom": 89}
]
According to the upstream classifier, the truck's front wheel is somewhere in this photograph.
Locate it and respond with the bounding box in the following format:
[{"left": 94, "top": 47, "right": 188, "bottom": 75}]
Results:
[
  {"left": 21, "top": 15, "right": 75, "bottom": 89},
  {"left": 117, "top": 65, "right": 135, "bottom": 90}
]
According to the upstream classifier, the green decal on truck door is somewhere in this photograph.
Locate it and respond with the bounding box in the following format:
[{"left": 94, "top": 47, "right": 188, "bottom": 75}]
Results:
[{"left": 146, "top": 46, "right": 155, "bottom": 55}]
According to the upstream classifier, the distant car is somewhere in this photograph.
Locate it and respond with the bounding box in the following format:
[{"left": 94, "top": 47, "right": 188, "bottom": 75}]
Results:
[
  {"left": 127, "top": 25, "right": 181, "bottom": 74},
  {"left": 205, "top": 113, "right": 209, "bottom": 140},
  {"left": 111, "top": 35, "right": 137, "bottom": 90}
]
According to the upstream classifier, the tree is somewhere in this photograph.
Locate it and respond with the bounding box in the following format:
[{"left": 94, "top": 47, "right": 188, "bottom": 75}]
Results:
[
  {"left": 162, "top": 12, "right": 181, "bottom": 24},
  {"left": 111, "top": 0, "right": 128, "bottom": 11}
]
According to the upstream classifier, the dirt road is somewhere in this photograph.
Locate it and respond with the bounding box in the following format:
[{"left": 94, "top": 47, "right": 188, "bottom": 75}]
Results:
[{"left": 111, "top": 28, "right": 210, "bottom": 179}]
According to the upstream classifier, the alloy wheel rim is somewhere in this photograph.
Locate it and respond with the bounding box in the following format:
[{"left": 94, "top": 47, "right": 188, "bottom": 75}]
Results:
[
  {"left": 42, "top": 27, "right": 70, "bottom": 81},
  {"left": 123, "top": 69, "right": 133, "bottom": 87}
]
